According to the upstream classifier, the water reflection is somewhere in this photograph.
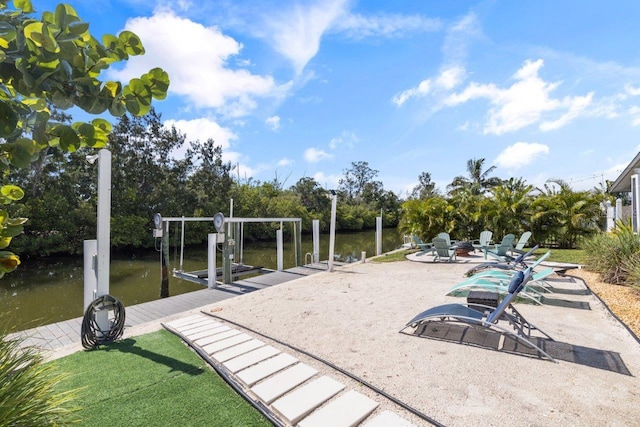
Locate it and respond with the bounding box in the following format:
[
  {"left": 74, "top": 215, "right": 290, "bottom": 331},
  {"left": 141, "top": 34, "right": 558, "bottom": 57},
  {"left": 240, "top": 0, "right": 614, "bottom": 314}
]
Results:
[{"left": 1, "top": 229, "right": 403, "bottom": 332}]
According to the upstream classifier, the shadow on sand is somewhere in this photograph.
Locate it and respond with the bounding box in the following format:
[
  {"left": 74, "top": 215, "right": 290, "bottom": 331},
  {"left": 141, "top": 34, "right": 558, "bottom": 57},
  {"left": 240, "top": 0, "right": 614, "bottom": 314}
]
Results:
[{"left": 407, "top": 323, "right": 632, "bottom": 376}]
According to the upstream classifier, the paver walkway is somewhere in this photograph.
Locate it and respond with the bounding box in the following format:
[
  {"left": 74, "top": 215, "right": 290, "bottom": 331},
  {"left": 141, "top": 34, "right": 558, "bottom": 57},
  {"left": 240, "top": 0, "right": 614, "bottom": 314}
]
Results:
[{"left": 164, "top": 313, "right": 416, "bottom": 427}]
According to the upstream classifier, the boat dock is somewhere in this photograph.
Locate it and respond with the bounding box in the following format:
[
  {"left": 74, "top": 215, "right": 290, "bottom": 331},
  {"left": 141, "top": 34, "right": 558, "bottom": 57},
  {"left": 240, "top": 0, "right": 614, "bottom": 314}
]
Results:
[{"left": 10, "top": 262, "right": 340, "bottom": 353}]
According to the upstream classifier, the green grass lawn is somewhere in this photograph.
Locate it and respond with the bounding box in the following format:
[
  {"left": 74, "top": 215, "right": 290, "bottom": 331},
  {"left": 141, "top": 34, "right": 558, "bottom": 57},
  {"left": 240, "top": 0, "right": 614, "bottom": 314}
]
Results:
[
  {"left": 50, "top": 329, "right": 271, "bottom": 427},
  {"left": 373, "top": 248, "right": 588, "bottom": 265}
]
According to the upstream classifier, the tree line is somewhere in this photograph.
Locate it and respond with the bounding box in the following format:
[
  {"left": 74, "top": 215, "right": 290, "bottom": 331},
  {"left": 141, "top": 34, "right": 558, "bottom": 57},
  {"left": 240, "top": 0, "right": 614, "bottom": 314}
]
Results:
[
  {"left": 6, "top": 109, "right": 614, "bottom": 258},
  {"left": 6, "top": 109, "right": 404, "bottom": 257},
  {"left": 401, "top": 159, "right": 612, "bottom": 249}
]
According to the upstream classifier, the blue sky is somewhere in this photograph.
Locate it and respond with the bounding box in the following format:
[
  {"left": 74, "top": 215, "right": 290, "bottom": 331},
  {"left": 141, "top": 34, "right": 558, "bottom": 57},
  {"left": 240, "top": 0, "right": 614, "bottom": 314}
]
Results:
[{"left": 34, "top": 0, "right": 640, "bottom": 195}]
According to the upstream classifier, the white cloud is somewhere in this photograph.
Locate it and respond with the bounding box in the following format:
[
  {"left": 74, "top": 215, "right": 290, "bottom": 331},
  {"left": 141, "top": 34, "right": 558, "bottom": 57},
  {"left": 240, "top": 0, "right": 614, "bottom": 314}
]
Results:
[
  {"left": 625, "top": 84, "right": 640, "bottom": 96},
  {"left": 331, "top": 12, "right": 441, "bottom": 39},
  {"left": 109, "top": 9, "right": 291, "bottom": 118},
  {"left": 540, "top": 93, "right": 594, "bottom": 131},
  {"left": 442, "top": 12, "right": 482, "bottom": 66},
  {"left": 265, "top": 115, "right": 281, "bottom": 130},
  {"left": 444, "top": 59, "right": 594, "bottom": 134},
  {"left": 264, "top": 0, "right": 349, "bottom": 75},
  {"left": 277, "top": 158, "right": 293, "bottom": 167},
  {"left": 435, "top": 66, "right": 466, "bottom": 90},
  {"left": 312, "top": 171, "right": 340, "bottom": 189},
  {"left": 494, "top": 142, "right": 550, "bottom": 170},
  {"left": 629, "top": 106, "right": 640, "bottom": 126},
  {"left": 328, "top": 130, "right": 360, "bottom": 150},
  {"left": 392, "top": 79, "right": 431, "bottom": 106},
  {"left": 304, "top": 147, "right": 333, "bottom": 163},
  {"left": 392, "top": 66, "right": 465, "bottom": 107},
  {"left": 164, "top": 117, "right": 240, "bottom": 162}
]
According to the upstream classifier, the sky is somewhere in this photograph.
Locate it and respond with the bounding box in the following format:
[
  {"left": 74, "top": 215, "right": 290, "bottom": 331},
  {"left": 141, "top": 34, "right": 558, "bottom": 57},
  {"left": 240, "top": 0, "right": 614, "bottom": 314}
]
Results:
[{"left": 33, "top": 0, "right": 640, "bottom": 195}]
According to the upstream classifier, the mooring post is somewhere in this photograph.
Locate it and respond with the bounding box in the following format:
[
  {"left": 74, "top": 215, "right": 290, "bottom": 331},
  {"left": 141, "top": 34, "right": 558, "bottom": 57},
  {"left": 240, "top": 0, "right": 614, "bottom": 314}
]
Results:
[
  {"left": 160, "top": 220, "right": 170, "bottom": 298},
  {"left": 83, "top": 239, "right": 98, "bottom": 312},
  {"left": 295, "top": 220, "right": 302, "bottom": 267},
  {"left": 208, "top": 233, "right": 217, "bottom": 289},
  {"left": 328, "top": 191, "right": 337, "bottom": 272},
  {"left": 376, "top": 216, "right": 382, "bottom": 255},
  {"left": 276, "top": 229, "right": 283, "bottom": 271},
  {"left": 312, "top": 219, "right": 320, "bottom": 264}
]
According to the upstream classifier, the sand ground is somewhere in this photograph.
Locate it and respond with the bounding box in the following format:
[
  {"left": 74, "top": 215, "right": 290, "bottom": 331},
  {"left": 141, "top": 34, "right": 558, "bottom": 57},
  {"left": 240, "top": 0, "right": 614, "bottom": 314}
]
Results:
[
  {"left": 194, "top": 254, "right": 640, "bottom": 426},
  {"left": 48, "top": 252, "right": 640, "bottom": 426}
]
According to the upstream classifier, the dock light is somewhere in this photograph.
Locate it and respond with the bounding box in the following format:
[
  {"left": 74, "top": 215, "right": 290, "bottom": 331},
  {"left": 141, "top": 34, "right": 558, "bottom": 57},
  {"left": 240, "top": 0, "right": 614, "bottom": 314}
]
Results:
[
  {"left": 213, "top": 212, "right": 225, "bottom": 233},
  {"left": 153, "top": 213, "right": 163, "bottom": 238}
]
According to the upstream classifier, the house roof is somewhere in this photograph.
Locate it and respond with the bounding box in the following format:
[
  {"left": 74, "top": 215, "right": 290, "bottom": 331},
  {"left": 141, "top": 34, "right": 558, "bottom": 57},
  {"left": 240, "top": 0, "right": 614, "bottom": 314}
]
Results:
[{"left": 610, "top": 151, "right": 640, "bottom": 193}]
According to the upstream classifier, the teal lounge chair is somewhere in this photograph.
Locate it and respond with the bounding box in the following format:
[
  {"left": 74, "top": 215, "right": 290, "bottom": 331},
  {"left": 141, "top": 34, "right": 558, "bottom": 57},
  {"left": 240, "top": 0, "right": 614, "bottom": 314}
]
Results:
[
  {"left": 446, "top": 267, "right": 556, "bottom": 305},
  {"left": 411, "top": 235, "right": 434, "bottom": 256},
  {"left": 402, "top": 249, "right": 556, "bottom": 362},
  {"left": 472, "top": 230, "right": 493, "bottom": 252},
  {"left": 483, "top": 234, "right": 516, "bottom": 261},
  {"left": 432, "top": 237, "right": 457, "bottom": 262}
]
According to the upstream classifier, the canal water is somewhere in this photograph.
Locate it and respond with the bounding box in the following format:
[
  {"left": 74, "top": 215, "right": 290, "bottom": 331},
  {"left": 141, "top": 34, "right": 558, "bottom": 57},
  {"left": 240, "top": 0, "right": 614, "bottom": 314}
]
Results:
[{"left": 1, "top": 229, "right": 404, "bottom": 332}]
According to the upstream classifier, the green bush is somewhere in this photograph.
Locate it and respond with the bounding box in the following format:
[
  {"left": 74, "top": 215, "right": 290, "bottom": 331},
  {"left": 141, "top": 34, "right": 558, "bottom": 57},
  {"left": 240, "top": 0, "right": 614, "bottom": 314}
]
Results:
[
  {"left": 0, "top": 327, "right": 78, "bottom": 426},
  {"left": 582, "top": 220, "right": 640, "bottom": 285}
]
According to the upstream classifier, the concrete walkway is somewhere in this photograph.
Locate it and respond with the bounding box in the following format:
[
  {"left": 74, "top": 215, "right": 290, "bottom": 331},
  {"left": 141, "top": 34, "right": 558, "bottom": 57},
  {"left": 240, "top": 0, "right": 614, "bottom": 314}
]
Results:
[{"left": 9, "top": 264, "right": 333, "bottom": 353}]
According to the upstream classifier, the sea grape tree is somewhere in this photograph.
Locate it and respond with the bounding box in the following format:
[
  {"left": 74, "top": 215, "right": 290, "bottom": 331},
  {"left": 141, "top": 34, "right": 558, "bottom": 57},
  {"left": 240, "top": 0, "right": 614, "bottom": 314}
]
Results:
[{"left": 0, "top": 0, "right": 170, "bottom": 277}]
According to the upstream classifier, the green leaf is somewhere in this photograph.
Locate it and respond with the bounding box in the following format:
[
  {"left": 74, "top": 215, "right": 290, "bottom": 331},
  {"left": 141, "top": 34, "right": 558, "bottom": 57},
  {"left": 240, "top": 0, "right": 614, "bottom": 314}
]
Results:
[
  {"left": 21, "top": 97, "right": 47, "bottom": 111},
  {"left": 91, "top": 118, "right": 112, "bottom": 133},
  {"left": 3, "top": 138, "right": 36, "bottom": 168},
  {"left": 109, "top": 98, "right": 126, "bottom": 116},
  {"left": 0, "top": 21, "right": 16, "bottom": 49},
  {"left": 68, "top": 21, "right": 89, "bottom": 36},
  {"left": 13, "top": 0, "right": 33, "bottom": 13},
  {"left": 119, "top": 30, "right": 144, "bottom": 55},
  {"left": 54, "top": 3, "right": 67, "bottom": 29},
  {"left": 23, "top": 22, "right": 44, "bottom": 46},
  {"left": 0, "top": 100, "right": 18, "bottom": 138},
  {"left": 51, "top": 89, "right": 74, "bottom": 109},
  {"left": 1, "top": 185, "right": 24, "bottom": 201},
  {"left": 144, "top": 68, "right": 170, "bottom": 100},
  {"left": 51, "top": 124, "right": 80, "bottom": 151}
]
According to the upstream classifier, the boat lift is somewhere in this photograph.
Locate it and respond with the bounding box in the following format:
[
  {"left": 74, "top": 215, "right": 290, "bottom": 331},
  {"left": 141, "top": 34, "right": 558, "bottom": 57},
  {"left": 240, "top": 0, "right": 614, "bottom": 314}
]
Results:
[{"left": 153, "top": 213, "right": 303, "bottom": 288}]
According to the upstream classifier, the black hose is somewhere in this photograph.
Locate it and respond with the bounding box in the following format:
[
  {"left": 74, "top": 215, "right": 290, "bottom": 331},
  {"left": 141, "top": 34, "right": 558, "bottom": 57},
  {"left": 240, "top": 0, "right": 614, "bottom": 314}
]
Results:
[
  {"left": 81, "top": 295, "right": 126, "bottom": 349},
  {"left": 204, "top": 313, "right": 446, "bottom": 427}
]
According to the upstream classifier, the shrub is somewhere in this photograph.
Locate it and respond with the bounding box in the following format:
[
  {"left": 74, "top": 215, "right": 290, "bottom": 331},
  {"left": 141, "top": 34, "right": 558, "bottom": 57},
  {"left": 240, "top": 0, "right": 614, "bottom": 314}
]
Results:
[
  {"left": 0, "top": 326, "right": 78, "bottom": 426},
  {"left": 582, "top": 220, "right": 640, "bottom": 285}
]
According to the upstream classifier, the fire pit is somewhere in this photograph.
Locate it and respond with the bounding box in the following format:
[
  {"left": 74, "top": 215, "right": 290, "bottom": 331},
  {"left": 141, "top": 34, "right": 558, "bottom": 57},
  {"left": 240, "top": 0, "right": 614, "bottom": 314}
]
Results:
[{"left": 454, "top": 241, "right": 474, "bottom": 257}]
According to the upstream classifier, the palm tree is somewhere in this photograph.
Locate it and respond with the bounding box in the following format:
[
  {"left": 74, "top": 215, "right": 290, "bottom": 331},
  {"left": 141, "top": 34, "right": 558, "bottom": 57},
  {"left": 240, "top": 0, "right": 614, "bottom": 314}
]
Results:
[
  {"left": 448, "top": 158, "right": 502, "bottom": 196},
  {"left": 531, "top": 179, "right": 602, "bottom": 248},
  {"left": 485, "top": 178, "right": 534, "bottom": 239}
]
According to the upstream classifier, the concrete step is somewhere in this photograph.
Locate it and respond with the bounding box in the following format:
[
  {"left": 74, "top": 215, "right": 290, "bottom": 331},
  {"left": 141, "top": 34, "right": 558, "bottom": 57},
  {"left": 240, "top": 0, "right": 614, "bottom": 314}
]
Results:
[
  {"left": 250, "top": 363, "right": 318, "bottom": 405},
  {"left": 187, "top": 324, "right": 230, "bottom": 341},
  {"left": 298, "top": 390, "right": 379, "bottom": 427},
  {"left": 362, "top": 410, "right": 417, "bottom": 427},
  {"left": 223, "top": 345, "right": 281, "bottom": 373},
  {"left": 201, "top": 333, "right": 253, "bottom": 354},
  {"left": 236, "top": 353, "right": 298, "bottom": 387},
  {"left": 193, "top": 328, "right": 238, "bottom": 346},
  {"left": 271, "top": 376, "right": 345, "bottom": 425},
  {"left": 211, "top": 339, "right": 265, "bottom": 363}
]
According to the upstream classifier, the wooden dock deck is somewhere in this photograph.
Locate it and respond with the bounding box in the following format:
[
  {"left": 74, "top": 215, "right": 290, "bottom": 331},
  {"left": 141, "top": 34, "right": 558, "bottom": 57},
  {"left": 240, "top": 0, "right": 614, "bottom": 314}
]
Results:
[{"left": 10, "top": 263, "right": 338, "bottom": 353}]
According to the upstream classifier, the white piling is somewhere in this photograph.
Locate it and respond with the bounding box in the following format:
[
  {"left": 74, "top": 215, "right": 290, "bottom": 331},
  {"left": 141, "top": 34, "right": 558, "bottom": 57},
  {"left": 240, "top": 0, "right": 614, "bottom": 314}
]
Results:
[
  {"left": 83, "top": 239, "right": 97, "bottom": 311},
  {"left": 361, "top": 251, "right": 366, "bottom": 263},
  {"left": 328, "top": 192, "right": 337, "bottom": 272},
  {"left": 208, "top": 233, "right": 218, "bottom": 289},
  {"left": 312, "top": 219, "right": 320, "bottom": 264},
  {"left": 376, "top": 216, "right": 382, "bottom": 256},
  {"left": 276, "top": 229, "right": 283, "bottom": 271}
]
